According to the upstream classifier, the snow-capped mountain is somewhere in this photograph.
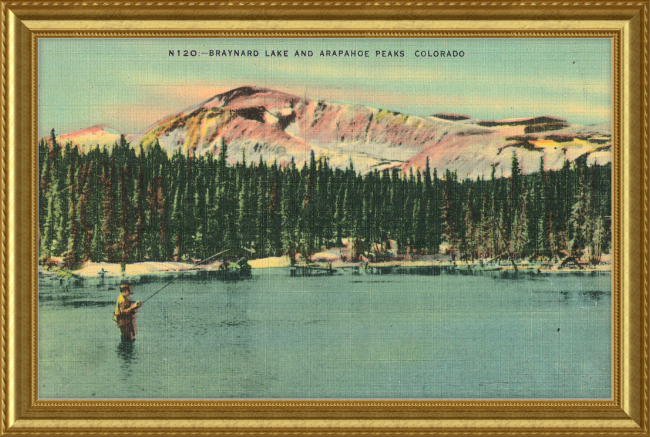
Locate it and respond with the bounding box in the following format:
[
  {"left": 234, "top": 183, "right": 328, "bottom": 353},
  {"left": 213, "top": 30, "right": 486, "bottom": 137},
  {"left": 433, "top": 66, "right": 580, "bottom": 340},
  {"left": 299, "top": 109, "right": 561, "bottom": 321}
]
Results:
[{"left": 51, "top": 86, "right": 612, "bottom": 178}]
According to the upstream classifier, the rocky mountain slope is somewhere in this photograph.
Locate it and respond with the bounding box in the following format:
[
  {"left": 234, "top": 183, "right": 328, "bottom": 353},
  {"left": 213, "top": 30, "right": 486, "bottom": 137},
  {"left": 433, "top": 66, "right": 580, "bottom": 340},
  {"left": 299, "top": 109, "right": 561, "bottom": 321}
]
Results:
[{"left": 52, "top": 86, "right": 612, "bottom": 178}]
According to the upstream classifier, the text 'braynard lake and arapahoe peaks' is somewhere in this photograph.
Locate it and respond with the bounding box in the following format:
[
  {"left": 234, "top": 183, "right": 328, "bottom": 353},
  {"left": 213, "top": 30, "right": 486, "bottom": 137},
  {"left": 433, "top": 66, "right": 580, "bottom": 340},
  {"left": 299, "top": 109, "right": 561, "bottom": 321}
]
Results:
[{"left": 169, "top": 48, "right": 466, "bottom": 58}]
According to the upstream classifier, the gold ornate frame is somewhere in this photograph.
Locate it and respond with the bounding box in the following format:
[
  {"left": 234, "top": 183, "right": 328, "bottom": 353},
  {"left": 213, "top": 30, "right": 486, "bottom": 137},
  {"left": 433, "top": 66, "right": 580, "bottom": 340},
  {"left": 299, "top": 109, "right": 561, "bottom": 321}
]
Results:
[{"left": 1, "top": 2, "right": 647, "bottom": 435}]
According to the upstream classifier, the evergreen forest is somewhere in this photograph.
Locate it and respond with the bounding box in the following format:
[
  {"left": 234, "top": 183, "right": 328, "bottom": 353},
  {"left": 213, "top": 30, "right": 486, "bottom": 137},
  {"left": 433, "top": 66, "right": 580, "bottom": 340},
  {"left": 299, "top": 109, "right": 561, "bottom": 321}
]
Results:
[{"left": 38, "top": 130, "right": 612, "bottom": 269}]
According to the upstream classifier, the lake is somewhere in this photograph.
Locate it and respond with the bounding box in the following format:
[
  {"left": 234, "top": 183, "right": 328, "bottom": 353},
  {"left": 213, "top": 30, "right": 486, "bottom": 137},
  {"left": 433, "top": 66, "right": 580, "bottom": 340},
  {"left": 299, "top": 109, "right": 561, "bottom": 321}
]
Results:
[{"left": 38, "top": 269, "right": 612, "bottom": 399}]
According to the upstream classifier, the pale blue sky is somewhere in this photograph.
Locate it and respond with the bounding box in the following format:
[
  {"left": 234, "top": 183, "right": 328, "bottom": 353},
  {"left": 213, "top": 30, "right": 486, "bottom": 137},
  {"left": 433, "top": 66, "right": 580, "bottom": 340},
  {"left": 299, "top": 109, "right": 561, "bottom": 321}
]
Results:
[{"left": 38, "top": 38, "right": 612, "bottom": 137}]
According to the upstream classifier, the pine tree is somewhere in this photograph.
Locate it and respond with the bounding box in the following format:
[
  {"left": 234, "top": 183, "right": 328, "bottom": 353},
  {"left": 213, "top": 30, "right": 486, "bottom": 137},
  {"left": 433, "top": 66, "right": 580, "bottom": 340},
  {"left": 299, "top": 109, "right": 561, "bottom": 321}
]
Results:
[
  {"left": 203, "top": 155, "right": 218, "bottom": 257},
  {"left": 255, "top": 159, "right": 270, "bottom": 257},
  {"left": 317, "top": 158, "right": 334, "bottom": 248},
  {"left": 171, "top": 187, "right": 184, "bottom": 260},
  {"left": 91, "top": 224, "right": 102, "bottom": 262},
  {"left": 422, "top": 158, "right": 434, "bottom": 252},
  {"left": 508, "top": 152, "right": 524, "bottom": 245},
  {"left": 298, "top": 151, "right": 317, "bottom": 259},
  {"left": 78, "top": 163, "right": 94, "bottom": 262},
  {"left": 333, "top": 183, "right": 346, "bottom": 244},
  {"left": 588, "top": 214, "right": 606, "bottom": 264},
  {"left": 442, "top": 170, "right": 458, "bottom": 258},
  {"left": 146, "top": 175, "right": 161, "bottom": 260},
  {"left": 478, "top": 188, "right": 493, "bottom": 258},
  {"left": 63, "top": 171, "right": 82, "bottom": 269},
  {"left": 409, "top": 196, "right": 420, "bottom": 253},
  {"left": 39, "top": 152, "right": 51, "bottom": 235},
  {"left": 343, "top": 172, "right": 356, "bottom": 242},
  {"left": 157, "top": 170, "right": 171, "bottom": 260},
  {"left": 541, "top": 161, "right": 557, "bottom": 259},
  {"left": 183, "top": 153, "right": 196, "bottom": 257},
  {"left": 211, "top": 140, "right": 229, "bottom": 252},
  {"left": 224, "top": 158, "right": 239, "bottom": 252},
  {"left": 40, "top": 176, "right": 58, "bottom": 260},
  {"left": 193, "top": 164, "right": 209, "bottom": 260},
  {"left": 63, "top": 146, "right": 84, "bottom": 269},
  {"left": 412, "top": 170, "right": 427, "bottom": 252},
  {"left": 116, "top": 166, "right": 132, "bottom": 268},
  {"left": 281, "top": 159, "right": 299, "bottom": 263},
  {"left": 237, "top": 176, "right": 255, "bottom": 250},
  {"left": 402, "top": 169, "right": 416, "bottom": 251},
  {"left": 39, "top": 132, "right": 58, "bottom": 235},
  {"left": 569, "top": 160, "right": 590, "bottom": 259},
  {"left": 557, "top": 159, "right": 572, "bottom": 253},
  {"left": 511, "top": 185, "right": 528, "bottom": 257},
  {"left": 88, "top": 148, "right": 106, "bottom": 262},
  {"left": 430, "top": 168, "right": 443, "bottom": 253},
  {"left": 530, "top": 157, "right": 546, "bottom": 257},
  {"left": 587, "top": 163, "right": 610, "bottom": 263},
  {"left": 132, "top": 146, "right": 146, "bottom": 262},
  {"left": 102, "top": 153, "right": 118, "bottom": 262},
  {"left": 268, "top": 162, "right": 283, "bottom": 255},
  {"left": 461, "top": 194, "right": 477, "bottom": 260},
  {"left": 54, "top": 143, "right": 75, "bottom": 255}
]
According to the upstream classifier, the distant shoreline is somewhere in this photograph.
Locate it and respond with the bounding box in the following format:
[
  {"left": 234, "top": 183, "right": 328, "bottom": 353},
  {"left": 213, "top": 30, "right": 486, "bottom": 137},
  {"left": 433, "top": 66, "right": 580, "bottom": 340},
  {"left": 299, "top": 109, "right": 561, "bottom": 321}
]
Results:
[{"left": 38, "top": 256, "right": 612, "bottom": 286}]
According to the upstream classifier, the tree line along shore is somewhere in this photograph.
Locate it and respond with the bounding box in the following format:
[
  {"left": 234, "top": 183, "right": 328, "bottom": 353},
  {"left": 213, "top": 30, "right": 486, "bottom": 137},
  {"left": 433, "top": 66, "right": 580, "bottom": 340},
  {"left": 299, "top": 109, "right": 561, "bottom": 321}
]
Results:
[{"left": 38, "top": 130, "right": 611, "bottom": 273}]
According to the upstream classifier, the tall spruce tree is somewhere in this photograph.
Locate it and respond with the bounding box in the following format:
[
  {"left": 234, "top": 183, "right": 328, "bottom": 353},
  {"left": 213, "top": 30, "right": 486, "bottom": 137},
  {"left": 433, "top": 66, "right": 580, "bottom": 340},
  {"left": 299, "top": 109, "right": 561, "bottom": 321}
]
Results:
[
  {"left": 237, "top": 176, "right": 255, "bottom": 250},
  {"left": 442, "top": 170, "right": 459, "bottom": 258},
  {"left": 40, "top": 176, "right": 59, "bottom": 259},
  {"left": 268, "top": 162, "right": 283, "bottom": 255},
  {"left": 116, "top": 166, "right": 132, "bottom": 268},
  {"left": 281, "top": 159, "right": 299, "bottom": 262},
  {"left": 101, "top": 152, "right": 118, "bottom": 262},
  {"left": 63, "top": 166, "right": 82, "bottom": 269},
  {"left": 255, "top": 159, "right": 270, "bottom": 257},
  {"left": 78, "top": 163, "right": 93, "bottom": 262},
  {"left": 569, "top": 159, "right": 591, "bottom": 258},
  {"left": 132, "top": 146, "right": 146, "bottom": 262}
]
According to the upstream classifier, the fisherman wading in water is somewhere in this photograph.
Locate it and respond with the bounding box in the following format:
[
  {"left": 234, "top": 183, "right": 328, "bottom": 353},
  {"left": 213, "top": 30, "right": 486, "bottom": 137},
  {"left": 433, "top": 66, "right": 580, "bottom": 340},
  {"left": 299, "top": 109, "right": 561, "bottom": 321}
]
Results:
[{"left": 114, "top": 282, "right": 143, "bottom": 342}]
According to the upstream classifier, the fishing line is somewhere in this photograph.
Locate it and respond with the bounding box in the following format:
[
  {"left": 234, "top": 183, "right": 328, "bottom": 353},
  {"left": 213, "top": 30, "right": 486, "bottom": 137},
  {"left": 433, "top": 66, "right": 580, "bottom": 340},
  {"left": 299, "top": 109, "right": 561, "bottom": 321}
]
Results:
[{"left": 140, "top": 248, "right": 231, "bottom": 305}]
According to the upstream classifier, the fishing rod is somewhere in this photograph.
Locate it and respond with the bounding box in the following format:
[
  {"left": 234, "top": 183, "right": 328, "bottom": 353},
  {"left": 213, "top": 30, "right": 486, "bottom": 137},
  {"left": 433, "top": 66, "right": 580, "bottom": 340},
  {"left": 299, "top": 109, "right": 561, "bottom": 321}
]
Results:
[{"left": 139, "top": 248, "right": 232, "bottom": 305}]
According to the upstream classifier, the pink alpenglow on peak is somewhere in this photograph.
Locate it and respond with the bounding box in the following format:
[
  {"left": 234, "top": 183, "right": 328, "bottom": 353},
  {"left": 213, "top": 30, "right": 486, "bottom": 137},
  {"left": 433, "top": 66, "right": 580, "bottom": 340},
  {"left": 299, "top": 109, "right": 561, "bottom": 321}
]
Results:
[
  {"left": 49, "top": 86, "right": 612, "bottom": 178},
  {"left": 50, "top": 124, "right": 124, "bottom": 151},
  {"left": 58, "top": 124, "right": 121, "bottom": 141}
]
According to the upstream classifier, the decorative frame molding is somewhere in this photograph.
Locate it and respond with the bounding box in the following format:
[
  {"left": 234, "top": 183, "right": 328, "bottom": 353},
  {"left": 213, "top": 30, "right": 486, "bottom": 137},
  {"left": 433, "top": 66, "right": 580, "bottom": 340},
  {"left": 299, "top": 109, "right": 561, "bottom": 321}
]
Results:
[{"left": 2, "top": 3, "right": 647, "bottom": 435}]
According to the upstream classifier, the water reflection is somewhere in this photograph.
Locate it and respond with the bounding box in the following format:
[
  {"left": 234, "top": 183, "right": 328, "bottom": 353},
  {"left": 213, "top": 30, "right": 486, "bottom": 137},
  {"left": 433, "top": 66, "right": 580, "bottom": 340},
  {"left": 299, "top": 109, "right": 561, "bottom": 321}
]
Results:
[
  {"left": 116, "top": 340, "right": 137, "bottom": 376},
  {"left": 558, "top": 289, "right": 608, "bottom": 306}
]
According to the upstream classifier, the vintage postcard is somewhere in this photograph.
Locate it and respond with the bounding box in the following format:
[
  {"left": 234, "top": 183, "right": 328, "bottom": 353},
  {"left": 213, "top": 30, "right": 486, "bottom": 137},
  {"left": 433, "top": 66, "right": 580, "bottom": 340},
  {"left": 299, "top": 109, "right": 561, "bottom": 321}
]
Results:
[{"left": 37, "top": 38, "right": 612, "bottom": 399}]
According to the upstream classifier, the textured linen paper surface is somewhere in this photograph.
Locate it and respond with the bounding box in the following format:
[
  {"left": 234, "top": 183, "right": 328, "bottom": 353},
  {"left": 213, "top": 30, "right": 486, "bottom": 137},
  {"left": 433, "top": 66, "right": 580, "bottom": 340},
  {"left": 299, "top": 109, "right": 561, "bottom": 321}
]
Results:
[{"left": 37, "top": 38, "right": 612, "bottom": 399}]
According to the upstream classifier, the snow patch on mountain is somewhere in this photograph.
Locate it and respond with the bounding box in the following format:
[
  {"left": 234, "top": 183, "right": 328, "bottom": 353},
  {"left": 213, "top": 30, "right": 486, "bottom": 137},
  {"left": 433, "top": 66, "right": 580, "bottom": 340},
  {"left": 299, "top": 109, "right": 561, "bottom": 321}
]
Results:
[{"left": 50, "top": 86, "right": 612, "bottom": 178}]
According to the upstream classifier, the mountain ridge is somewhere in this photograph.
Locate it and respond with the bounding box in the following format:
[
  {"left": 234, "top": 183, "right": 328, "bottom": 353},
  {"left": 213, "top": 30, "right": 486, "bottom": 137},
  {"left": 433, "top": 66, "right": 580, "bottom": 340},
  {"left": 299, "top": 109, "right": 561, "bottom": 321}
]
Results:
[{"left": 47, "top": 85, "right": 612, "bottom": 178}]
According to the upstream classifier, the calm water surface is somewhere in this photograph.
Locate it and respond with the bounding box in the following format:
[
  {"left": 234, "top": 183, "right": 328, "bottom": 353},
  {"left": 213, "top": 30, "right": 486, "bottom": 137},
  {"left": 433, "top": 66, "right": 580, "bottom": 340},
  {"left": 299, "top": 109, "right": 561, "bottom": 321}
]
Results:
[{"left": 39, "top": 269, "right": 611, "bottom": 399}]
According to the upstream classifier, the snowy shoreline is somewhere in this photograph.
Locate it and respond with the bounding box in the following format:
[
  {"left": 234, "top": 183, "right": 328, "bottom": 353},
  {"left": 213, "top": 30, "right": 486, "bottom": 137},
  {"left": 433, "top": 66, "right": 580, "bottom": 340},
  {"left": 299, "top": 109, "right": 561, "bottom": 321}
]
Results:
[
  {"left": 38, "top": 256, "right": 291, "bottom": 285},
  {"left": 38, "top": 254, "right": 612, "bottom": 287}
]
